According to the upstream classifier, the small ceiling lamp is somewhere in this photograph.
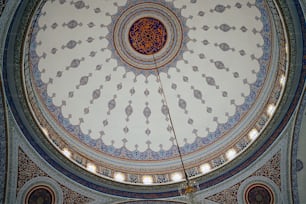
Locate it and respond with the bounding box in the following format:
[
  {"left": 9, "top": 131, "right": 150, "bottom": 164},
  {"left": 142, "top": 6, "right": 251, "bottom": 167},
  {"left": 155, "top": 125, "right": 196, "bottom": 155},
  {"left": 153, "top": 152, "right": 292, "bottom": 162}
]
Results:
[
  {"left": 178, "top": 179, "right": 199, "bottom": 204},
  {"left": 171, "top": 172, "right": 183, "bottom": 182},
  {"left": 226, "top": 148, "right": 237, "bottom": 161},
  {"left": 248, "top": 128, "right": 259, "bottom": 141},
  {"left": 280, "top": 75, "right": 286, "bottom": 87},
  {"left": 62, "top": 148, "right": 71, "bottom": 158},
  {"left": 114, "top": 172, "right": 125, "bottom": 182},
  {"left": 200, "top": 163, "right": 211, "bottom": 174},
  {"left": 142, "top": 175, "right": 153, "bottom": 185},
  {"left": 266, "top": 104, "right": 276, "bottom": 117},
  {"left": 86, "top": 163, "right": 96, "bottom": 173},
  {"left": 175, "top": 137, "right": 199, "bottom": 201}
]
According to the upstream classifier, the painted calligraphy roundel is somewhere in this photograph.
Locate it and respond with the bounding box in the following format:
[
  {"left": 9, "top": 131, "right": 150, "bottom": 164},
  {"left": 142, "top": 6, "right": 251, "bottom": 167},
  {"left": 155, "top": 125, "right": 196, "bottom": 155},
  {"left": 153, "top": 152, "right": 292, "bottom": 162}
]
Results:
[
  {"left": 26, "top": 186, "right": 55, "bottom": 204},
  {"left": 129, "top": 17, "right": 167, "bottom": 55},
  {"left": 113, "top": 3, "right": 183, "bottom": 70},
  {"left": 245, "top": 184, "right": 274, "bottom": 204}
]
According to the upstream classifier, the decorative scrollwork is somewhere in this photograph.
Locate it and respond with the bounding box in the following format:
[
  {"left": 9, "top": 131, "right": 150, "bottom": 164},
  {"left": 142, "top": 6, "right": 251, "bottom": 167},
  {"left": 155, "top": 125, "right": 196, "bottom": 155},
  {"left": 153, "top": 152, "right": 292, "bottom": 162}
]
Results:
[{"left": 129, "top": 17, "right": 167, "bottom": 55}]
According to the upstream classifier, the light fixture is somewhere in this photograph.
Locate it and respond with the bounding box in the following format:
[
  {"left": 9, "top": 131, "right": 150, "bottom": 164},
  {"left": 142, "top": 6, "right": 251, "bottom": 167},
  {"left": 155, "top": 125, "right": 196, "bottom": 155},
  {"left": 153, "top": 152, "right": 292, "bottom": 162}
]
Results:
[
  {"left": 153, "top": 55, "right": 199, "bottom": 203},
  {"left": 86, "top": 163, "right": 96, "bottom": 173},
  {"left": 142, "top": 175, "right": 153, "bottom": 185},
  {"left": 266, "top": 104, "right": 276, "bottom": 117},
  {"left": 178, "top": 179, "right": 199, "bottom": 203},
  {"left": 171, "top": 172, "right": 183, "bottom": 182},
  {"left": 200, "top": 163, "right": 211, "bottom": 174},
  {"left": 248, "top": 128, "right": 259, "bottom": 141},
  {"left": 62, "top": 148, "right": 71, "bottom": 158},
  {"left": 280, "top": 74, "right": 286, "bottom": 87},
  {"left": 114, "top": 172, "right": 125, "bottom": 182},
  {"left": 226, "top": 148, "right": 237, "bottom": 160}
]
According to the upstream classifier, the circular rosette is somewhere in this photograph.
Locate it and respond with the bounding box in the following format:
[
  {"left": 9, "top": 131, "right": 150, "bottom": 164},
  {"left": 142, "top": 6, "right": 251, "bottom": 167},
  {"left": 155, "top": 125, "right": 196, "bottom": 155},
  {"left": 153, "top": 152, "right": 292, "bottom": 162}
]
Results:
[
  {"left": 129, "top": 17, "right": 167, "bottom": 55},
  {"left": 113, "top": 2, "right": 183, "bottom": 70}
]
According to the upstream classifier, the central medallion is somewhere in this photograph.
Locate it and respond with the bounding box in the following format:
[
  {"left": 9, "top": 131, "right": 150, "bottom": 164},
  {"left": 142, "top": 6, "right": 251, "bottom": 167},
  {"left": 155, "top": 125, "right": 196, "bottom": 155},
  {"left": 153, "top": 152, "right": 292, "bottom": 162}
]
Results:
[
  {"left": 112, "top": 2, "right": 183, "bottom": 71},
  {"left": 129, "top": 17, "right": 167, "bottom": 55}
]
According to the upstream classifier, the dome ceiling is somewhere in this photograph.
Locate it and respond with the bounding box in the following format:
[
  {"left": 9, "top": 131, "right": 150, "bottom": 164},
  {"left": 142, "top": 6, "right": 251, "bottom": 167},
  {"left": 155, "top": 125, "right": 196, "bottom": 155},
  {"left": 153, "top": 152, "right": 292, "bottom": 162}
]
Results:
[{"left": 23, "top": 0, "right": 288, "bottom": 185}]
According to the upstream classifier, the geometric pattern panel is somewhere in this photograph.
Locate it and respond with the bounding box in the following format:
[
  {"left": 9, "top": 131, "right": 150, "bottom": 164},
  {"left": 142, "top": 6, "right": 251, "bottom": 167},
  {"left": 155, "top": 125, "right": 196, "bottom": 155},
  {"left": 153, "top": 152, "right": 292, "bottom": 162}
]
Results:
[
  {"left": 17, "top": 148, "right": 94, "bottom": 204},
  {"left": 206, "top": 152, "right": 281, "bottom": 203}
]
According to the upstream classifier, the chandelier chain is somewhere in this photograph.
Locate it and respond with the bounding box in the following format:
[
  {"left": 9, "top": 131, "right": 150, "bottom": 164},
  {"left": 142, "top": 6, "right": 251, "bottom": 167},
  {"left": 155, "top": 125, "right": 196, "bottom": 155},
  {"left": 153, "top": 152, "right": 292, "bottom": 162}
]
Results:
[{"left": 152, "top": 55, "right": 190, "bottom": 183}]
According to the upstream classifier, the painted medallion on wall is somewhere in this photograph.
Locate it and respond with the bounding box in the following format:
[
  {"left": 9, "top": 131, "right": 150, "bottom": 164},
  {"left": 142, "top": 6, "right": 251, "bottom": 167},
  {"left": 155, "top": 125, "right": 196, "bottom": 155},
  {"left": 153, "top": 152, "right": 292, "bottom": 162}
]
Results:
[
  {"left": 26, "top": 186, "right": 55, "bottom": 204},
  {"left": 245, "top": 183, "right": 274, "bottom": 204}
]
